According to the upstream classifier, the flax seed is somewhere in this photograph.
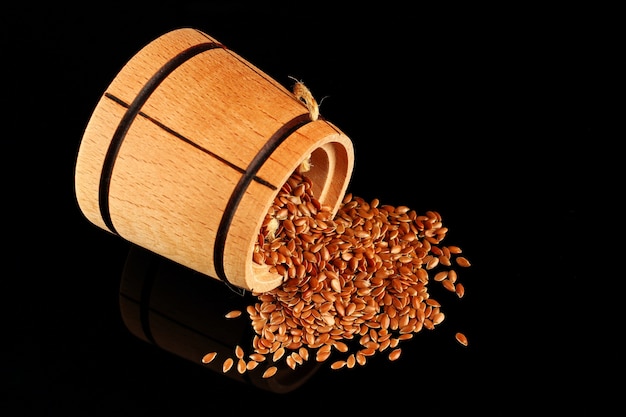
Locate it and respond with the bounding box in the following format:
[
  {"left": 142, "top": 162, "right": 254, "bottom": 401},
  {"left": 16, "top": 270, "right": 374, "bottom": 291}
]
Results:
[
  {"left": 241, "top": 164, "right": 471, "bottom": 379},
  {"left": 455, "top": 332, "right": 468, "bottom": 346},
  {"left": 225, "top": 310, "right": 242, "bottom": 319},
  {"left": 447, "top": 245, "right": 462, "bottom": 254},
  {"left": 388, "top": 348, "right": 402, "bottom": 361},
  {"left": 433, "top": 271, "right": 448, "bottom": 281},
  {"left": 262, "top": 366, "right": 278, "bottom": 378},
  {"left": 432, "top": 312, "right": 445, "bottom": 325},
  {"left": 201, "top": 352, "right": 217, "bottom": 364},
  {"left": 222, "top": 357, "right": 234, "bottom": 373},
  {"left": 455, "top": 282, "right": 465, "bottom": 298},
  {"left": 442, "top": 279, "right": 456, "bottom": 292},
  {"left": 286, "top": 355, "right": 297, "bottom": 370},
  {"left": 332, "top": 341, "right": 349, "bottom": 353},
  {"left": 235, "top": 345, "right": 244, "bottom": 359},
  {"left": 426, "top": 256, "right": 439, "bottom": 270},
  {"left": 316, "top": 349, "right": 331, "bottom": 362},
  {"left": 456, "top": 256, "right": 471, "bottom": 267},
  {"left": 237, "top": 358, "right": 247, "bottom": 374},
  {"left": 346, "top": 353, "right": 356, "bottom": 368}
]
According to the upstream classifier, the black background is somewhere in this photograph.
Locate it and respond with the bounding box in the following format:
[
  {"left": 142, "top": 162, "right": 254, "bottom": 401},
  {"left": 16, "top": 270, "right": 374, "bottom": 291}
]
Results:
[{"left": 3, "top": 3, "right": 621, "bottom": 415}]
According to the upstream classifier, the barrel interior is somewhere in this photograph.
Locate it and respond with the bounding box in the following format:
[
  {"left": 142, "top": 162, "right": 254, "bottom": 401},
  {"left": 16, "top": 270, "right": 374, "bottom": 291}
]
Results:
[{"left": 248, "top": 139, "right": 353, "bottom": 291}]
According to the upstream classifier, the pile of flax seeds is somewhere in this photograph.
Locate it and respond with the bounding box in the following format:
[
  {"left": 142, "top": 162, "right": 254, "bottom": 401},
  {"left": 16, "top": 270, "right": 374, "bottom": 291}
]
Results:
[{"left": 202, "top": 162, "right": 471, "bottom": 379}]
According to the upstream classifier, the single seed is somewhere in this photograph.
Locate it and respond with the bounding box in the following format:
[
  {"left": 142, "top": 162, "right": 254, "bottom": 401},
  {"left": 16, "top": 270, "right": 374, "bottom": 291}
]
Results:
[
  {"left": 237, "top": 358, "right": 247, "bottom": 374},
  {"left": 299, "top": 347, "right": 309, "bottom": 361},
  {"left": 262, "top": 366, "right": 278, "bottom": 378},
  {"left": 389, "top": 348, "right": 402, "bottom": 361},
  {"left": 426, "top": 256, "right": 439, "bottom": 270},
  {"left": 455, "top": 332, "right": 469, "bottom": 346},
  {"left": 346, "top": 354, "right": 356, "bottom": 368},
  {"left": 432, "top": 312, "right": 445, "bottom": 325},
  {"left": 442, "top": 279, "right": 456, "bottom": 292},
  {"left": 433, "top": 271, "right": 448, "bottom": 281},
  {"left": 330, "top": 360, "right": 347, "bottom": 370},
  {"left": 225, "top": 310, "right": 242, "bottom": 319},
  {"left": 235, "top": 345, "right": 244, "bottom": 359},
  {"left": 447, "top": 245, "right": 463, "bottom": 254},
  {"left": 426, "top": 298, "right": 441, "bottom": 307},
  {"left": 273, "top": 346, "right": 286, "bottom": 362},
  {"left": 249, "top": 353, "right": 266, "bottom": 362},
  {"left": 360, "top": 347, "right": 376, "bottom": 356},
  {"left": 222, "top": 358, "right": 234, "bottom": 373},
  {"left": 456, "top": 256, "right": 471, "bottom": 267},
  {"left": 455, "top": 282, "right": 465, "bottom": 298},
  {"left": 333, "top": 341, "right": 349, "bottom": 353},
  {"left": 201, "top": 352, "right": 217, "bottom": 364}
]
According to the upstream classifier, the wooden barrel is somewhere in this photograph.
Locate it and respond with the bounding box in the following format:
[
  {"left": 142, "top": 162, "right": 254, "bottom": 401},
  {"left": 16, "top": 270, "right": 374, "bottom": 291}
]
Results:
[{"left": 74, "top": 28, "right": 354, "bottom": 293}]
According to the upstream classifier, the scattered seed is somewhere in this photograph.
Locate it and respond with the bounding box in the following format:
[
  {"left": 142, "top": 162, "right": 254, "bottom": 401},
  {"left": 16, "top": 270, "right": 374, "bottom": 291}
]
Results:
[
  {"left": 455, "top": 332, "right": 469, "bottom": 346},
  {"left": 235, "top": 345, "right": 244, "bottom": 359},
  {"left": 273, "top": 347, "right": 286, "bottom": 362},
  {"left": 299, "top": 347, "right": 309, "bottom": 361},
  {"left": 346, "top": 354, "right": 356, "bottom": 368},
  {"left": 442, "top": 279, "right": 456, "bottom": 292},
  {"left": 237, "top": 358, "right": 247, "bottom": 374},
  {"left": 262, "top": 366, "right": 278, "bottom": 378},
  {"left": 240, "top": 162, "right": 472, "bottom": 379},
  {"left": 249, "top": 353, "right": 266, "bottom": 362},
  {"left": 201, "top": 352, "right": 217, "bottom": 364},
  {"left": 388, "top": 348, "right": 402, "bottom": 361},
  {"left": 456, "top": 256, "right": 471, "bottom": 267},
  {"left": 434, "top": 271, "right": 448, "bottom": 281},
  {"left": 222, "top": 357, "right": 234, "bottom": 373},
  {"left": 455, "top": 282, "right": 465, "bottom": 298},
  {"left": 432, "top": 312, "right": 445, "bottom": 325},
  {"left": 426, "top": 256, "right": 439, "bottom": 270},
  {"left": 225, "top": 310, "right": 242, "bottom": 319},
  {"left": 333, "top": 341, "right": 349, "bottom": 353},
  {"left": 447, "top": 245, "right": 462, "bottom": 254}
]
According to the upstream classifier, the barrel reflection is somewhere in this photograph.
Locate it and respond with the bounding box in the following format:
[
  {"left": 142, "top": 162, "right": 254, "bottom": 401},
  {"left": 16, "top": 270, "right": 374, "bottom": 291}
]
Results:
[{"left": 118, "top": 244, "right": 321, "bottom": 393}]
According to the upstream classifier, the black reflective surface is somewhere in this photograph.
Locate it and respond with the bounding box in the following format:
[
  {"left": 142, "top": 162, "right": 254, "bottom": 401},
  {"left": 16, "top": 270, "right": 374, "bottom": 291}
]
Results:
[
  {"left": 119, "top": 244, "right": 322, "bottom": 394},
  {"left": 5, "top": 3, "right": 618, "bottom": 415}
]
